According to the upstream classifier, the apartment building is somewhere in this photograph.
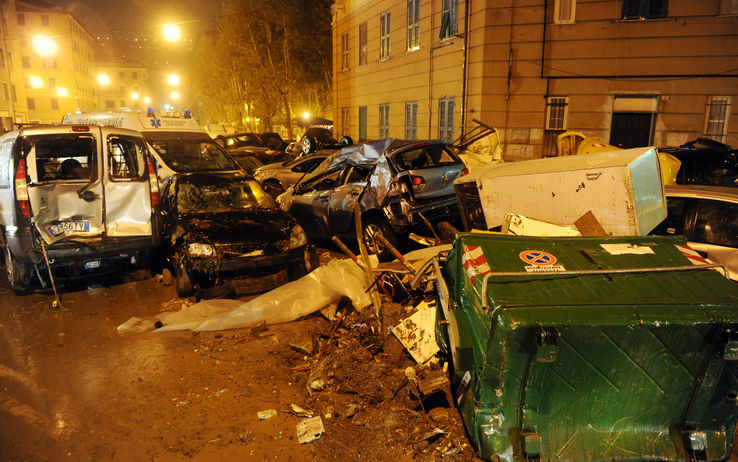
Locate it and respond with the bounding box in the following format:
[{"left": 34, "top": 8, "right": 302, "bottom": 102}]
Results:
[
  {"left": 333, "top": 0, "right": 738, "bottom": 160},
  {"left": 16, "top": 0, "right": 96, "bottom": 124},
  {"left": 96, "top": 63, "right": 150, "bottom": 110}
]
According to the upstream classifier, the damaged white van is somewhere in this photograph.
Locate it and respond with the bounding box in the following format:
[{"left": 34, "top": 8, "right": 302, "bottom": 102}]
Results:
[{"left": 0, "top": 124, "right": 160, "bottom": 293}]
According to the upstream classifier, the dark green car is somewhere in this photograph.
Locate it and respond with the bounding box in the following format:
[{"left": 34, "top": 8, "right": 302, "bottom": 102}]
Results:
[{"left": 435, "top": 232, "right": 738, "bottom": 461}]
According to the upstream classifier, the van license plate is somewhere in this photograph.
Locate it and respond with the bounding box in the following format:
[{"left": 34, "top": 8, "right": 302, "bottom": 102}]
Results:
[{"left": 48, "top": 221, "right": 90, "bottom": 236}]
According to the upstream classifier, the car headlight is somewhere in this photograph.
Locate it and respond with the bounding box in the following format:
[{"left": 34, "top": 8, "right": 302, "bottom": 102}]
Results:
[
  {"left": 187, "top": 242, "right": 214, "bottom": 256},
  {"left": 288, "top": 224, "right": 307, "bottom": 249}
]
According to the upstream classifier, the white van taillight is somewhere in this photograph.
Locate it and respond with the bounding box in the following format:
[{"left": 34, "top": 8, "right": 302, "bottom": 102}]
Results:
[
  {"left": 15, "top": 158, "right": 30, "bottom": 217},
  {"left": 146, "top": 157, "right": 159, "bottom": 207}
]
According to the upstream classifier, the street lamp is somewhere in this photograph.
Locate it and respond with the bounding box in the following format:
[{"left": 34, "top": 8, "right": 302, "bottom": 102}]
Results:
[
  {"left": 28, "top": 75, "right": 43, "bottom": 89},
  {"left": 162, "top": 23, "right": 181, "bottom": 42},
  {"left": 170, "top": 91, "right": 180, "bottom": 100},
  {"left": 143, "top": 96, "right": 151, "bottom": 104},
  {"left": 32, "top": 35, "right": 58, "bottom": 57},
  {"left": 56, "top": 87, "right": 69, "bottom": 97},
  {"left": 167, "top": 73, "right": 180, "bottom": 86},
  {"left": 97, "top": 74, "right": 111, "bottom": 86}
]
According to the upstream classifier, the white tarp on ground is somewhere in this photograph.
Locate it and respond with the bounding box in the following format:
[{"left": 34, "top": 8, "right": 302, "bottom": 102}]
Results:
[{"left": 119, "top": 258, "right": 371, "bottom": 333}]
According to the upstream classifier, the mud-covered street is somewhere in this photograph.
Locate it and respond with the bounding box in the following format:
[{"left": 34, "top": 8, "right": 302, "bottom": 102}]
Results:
[{"left": 0, "top": 257, "right": 480, "bottom": 461}]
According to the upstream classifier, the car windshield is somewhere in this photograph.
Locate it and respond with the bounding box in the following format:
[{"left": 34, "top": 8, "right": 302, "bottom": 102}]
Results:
[
  {"left": 146, "top": 132, "right": 239, "bottom": 172},
  {"left": 177, "top": 179, "right": 275, "bottom": 214}
]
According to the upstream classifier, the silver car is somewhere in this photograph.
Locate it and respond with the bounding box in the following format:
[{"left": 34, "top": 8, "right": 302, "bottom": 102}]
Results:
[
  {"left": 253, "top": 154, "right": 329, "bottom": 197},
  {"left": 653, "top": 185, "right": 738, "bottom": 281}
]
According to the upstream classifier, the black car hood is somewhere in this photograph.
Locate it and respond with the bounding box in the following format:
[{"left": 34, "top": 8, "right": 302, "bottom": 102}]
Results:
[{"left": 179, "top": 209, "right": 295, "bottom": 247}]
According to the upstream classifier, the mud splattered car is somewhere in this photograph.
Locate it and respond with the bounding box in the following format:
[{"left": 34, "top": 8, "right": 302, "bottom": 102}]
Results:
[{"left": 159, "top": 172, "right": 310, "bottom": 297}]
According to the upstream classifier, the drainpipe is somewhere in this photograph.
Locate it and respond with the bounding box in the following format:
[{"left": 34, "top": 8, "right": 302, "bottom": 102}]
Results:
[
  {"left": 460, "top": 0, "right": 471, "bottom": 141},
  {"left": 502, "top": 2, "right": 514, "bottom": 159}
]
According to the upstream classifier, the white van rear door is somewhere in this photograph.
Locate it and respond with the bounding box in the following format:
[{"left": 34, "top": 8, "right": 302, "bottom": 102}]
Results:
[
  {"left": 102, "top": 129, "right": 152, "bottom": 237},
  {"left": 25, "top": 130, "right": 105, "bottom": 242}
]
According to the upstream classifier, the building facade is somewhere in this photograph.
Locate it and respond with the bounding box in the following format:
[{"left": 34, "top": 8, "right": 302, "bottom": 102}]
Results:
[
  {"left": 333, "top": 0, "right": 738, "bottom": 160},
  {"left": 16, "top": 0, "right": 96, "bottom": 124},
  {"left": 96, "top": 63, "right": 150, "bottom": 111}
]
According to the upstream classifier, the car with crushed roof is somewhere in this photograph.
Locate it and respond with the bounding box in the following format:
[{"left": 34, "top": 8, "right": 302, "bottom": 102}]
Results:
[
  {"left": 159, "top": 171, "right": 312, "bottom": 298},
  {"left": 214, "top": 132, "right": 291, "bottom": 164},
  {"left": 277, "top": 138, "right": 467, "bottom": 260}
]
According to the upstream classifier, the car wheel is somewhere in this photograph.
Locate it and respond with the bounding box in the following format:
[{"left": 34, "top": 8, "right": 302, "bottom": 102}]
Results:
[
  {"left": 173, "top": 257, "right": 194, "bottom": 298},
  {"left": 361, "top": 216, "right": 399, "bottom": 262},
  {"left": 301, "top": 136, "right": 316, "bottom": 155},
  {"left": 339, "top": 136, "right": 354, "bottom": 146},
  {"left": 262, "top": 179, "right": 285, "bottom": 198},
  {"left": 3, "top": 242, "right": 31, "bottom": 294}
]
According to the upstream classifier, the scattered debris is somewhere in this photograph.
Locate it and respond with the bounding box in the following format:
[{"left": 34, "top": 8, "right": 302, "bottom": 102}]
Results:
[
  {"left": 257, "top": 409, "right": 277, "bottom": 420},
  {"left": 306, "top": 360, "right": 327, "bottom": 395},
  {"left": 289, "top": 404, "right": 315, "bottom": 418},
  {"left": 296, "top": 416, "right": 324, "bottom": 444},
  {"left": 289, "top": 338, "right": 314, "bottom": 356},
  {"left": 161, "top": 269, "right": 173, "bottom": 286},
  {"left": 391, "top": 301, "right": 440, "bottom": 363}
]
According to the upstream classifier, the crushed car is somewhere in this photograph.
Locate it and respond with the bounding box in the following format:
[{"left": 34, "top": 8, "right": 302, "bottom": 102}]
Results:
[
  {"left": 278, "top": 138, "right": 467, "bottom": 260},
  {"left": 158, "top": 171, "right": 311, "bottom": 298},
  {"left": 0, "top": 124, "right": 159, "bottom": 293},
  {"left": 252, "top": 152, "right": 331, "bottom": 198},
  {"left": 659, "top": 137, "right": 738, "bottom": 187},
  {"left": 434, "top": 231, "right": 738, "bottom": 461}
]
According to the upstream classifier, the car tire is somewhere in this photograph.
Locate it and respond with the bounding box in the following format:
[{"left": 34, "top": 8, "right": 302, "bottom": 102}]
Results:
[
  {"left": 361, "top": 216, "right": 399, "bottom": 262},
  {"left": 3, "top": 241, "right": 31, "bottom": 294},
  {"left": 301, "top": 136, "right": 316, "bottom": 156},
  {"left": 173, "top": 257, "right": 194, "bottom": 298},
  {"left": 339, "top": 136, "right": 354, "bottom": 146},
  {"left": 261, "top": 179, "right": 285, "bottom": 198}
]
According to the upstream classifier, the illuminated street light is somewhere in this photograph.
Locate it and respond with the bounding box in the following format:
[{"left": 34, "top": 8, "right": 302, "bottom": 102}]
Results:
[
  {"left": 131, "top": 92, "right": 139, "bottom": 100},
  {"left": 28, "top": 75, "right": 43, "bottom": 89},
  {"left": 97, "top": 73, "right": 111, "bottom": 86},
  {"left": 170, "top": 91, "right": 180, "bottom": 100},
  {"left": 167, "top": 73, "right": 180, "bottom": 86},
  {"left": 143, "top": 96, "right": 151, "bottom": 104},
  {"left": 303, "top": 112, "right": 310, "bottom": 120},
  {"left": 32, "top": 35, "right": 58, "bottom": 56},
  {"left": 162, "top": 23, "right": 181, "bottom": 42},
  {"left": 56, "top": 87, "right": 69, "bottom": 97}
]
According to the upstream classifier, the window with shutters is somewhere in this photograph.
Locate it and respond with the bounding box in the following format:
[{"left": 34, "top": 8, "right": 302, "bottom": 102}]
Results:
[
  {"left": 407, "top": 0, "right": 420, "bottom": 51},
  {"left": 438, "top": 98, "right": 455, "bottom": 142},
  {"left": 379, "top": 104, "right": 390, "bottom": 138},
  {"left": 704, "top": 96, "right": 731, "bottom": 143},
  {"left": 554, "top": 0, "right": 576, "bottom": 24},
  {"left": 622, "top": 0, "right": 668, "bottom": 19},
  {"left": 358, "top": 22, "right": 367, "bottom": 66},
  {"left": 405, "top": 102, "right": 418, "bottom": 139},
  {"left": 380, "top": 11, "right": 391, "bottom": 60},
  {"left": 359, "top": 106, "right": 367, "bottom": 141},
  {"left": 341, "top": 33, "right": 349, "bottom": 70},
  {"left": 440, "top": 0, "right": 458, "bottom": 39},
  {"left": 341, "top": 107, "right": 350, "bottom": 136}
]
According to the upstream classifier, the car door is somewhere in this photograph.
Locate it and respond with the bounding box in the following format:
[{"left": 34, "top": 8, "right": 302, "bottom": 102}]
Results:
[
  {"left": 102, "top": 129, "right": 153, "bottom": 236},
  {"left": 288, "top": 166, "right": 343, "bottom": 238},
  {"left": 392, "top": 144, "right": 464, "bottom": 200},
  {"left": 327, "top": 165, "right": 370, "bottom": 234},
  {"left": 25, "top": 129, "right": 105, "bottom": 242},
  {"left": 688, "top": 198, "right": 738, "bottom": 280}
]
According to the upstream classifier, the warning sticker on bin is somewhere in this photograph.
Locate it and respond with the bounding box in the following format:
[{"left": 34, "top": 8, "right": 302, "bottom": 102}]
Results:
[{"left": 519, "top": 250, "right": 565, "bottom": 272}]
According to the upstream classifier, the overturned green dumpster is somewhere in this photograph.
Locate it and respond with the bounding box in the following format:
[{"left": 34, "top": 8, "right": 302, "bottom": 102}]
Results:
[{"left": 435, "top": 232, "right": 738, "bottom": 462}]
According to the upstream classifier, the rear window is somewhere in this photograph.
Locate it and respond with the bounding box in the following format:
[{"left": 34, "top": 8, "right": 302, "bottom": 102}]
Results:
[
  {"left": 394, "top": 144, "right": 459, "bottom": 170},
  {"left": 693, "top": 199, "right": 738, "bottom": 247},
  {"left": 25, "top": 134, "right": 96, "bottom": 183},
  {"left": 146, "top": 132, "right": 239, "bottom": 172},
  {"left": 108, "top": 135, "right": 147, "bottom": 180}
]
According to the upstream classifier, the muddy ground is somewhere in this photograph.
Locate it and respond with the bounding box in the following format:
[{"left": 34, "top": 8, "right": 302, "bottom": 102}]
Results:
[{"left": 0, "top": 254, "right": 479, "bottom": 462}]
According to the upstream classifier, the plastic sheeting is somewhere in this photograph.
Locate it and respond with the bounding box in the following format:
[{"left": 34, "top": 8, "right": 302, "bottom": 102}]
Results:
[{"left": 150, "top": 258, "right": 371, "bottom": 332}]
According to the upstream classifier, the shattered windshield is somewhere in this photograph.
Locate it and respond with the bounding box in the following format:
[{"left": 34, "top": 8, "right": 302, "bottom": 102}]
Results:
[
  {"left": 177, "top": 179, "right": 276, "bottom": 214},
  {"left": 146, "top": 132, "right": 239, "bottom": 172}
]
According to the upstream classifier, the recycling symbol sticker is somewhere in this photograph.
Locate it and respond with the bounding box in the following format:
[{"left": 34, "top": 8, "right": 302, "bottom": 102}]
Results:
[{"left": 519, "top": 250, "right": 557, "bottom": 266}]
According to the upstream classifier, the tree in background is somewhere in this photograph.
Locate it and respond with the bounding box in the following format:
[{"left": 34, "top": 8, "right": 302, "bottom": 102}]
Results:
[{"left": 191, "top": 0, "right": 332, "bottom": 138}]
